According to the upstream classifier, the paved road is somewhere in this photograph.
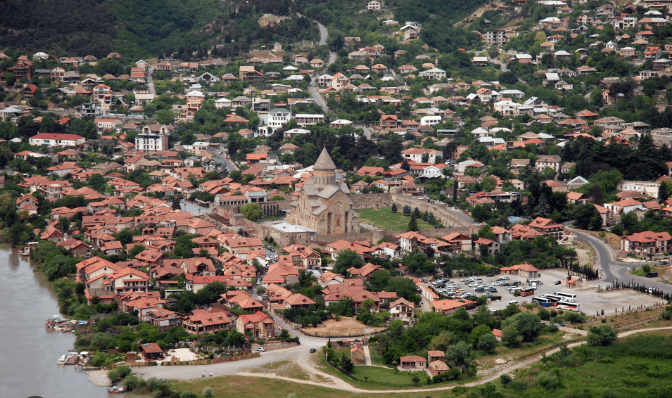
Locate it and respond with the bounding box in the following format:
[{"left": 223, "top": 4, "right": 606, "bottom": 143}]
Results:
[
  {"left": 305, "top": 19, "right": 336, "bottom": 114},
  {"left": 570, "top": 228, "right": 672, "bottom": 295},
  {"left": 307, "top": 81, "right": 329, "bottom": 113},
  {"left": 139, "top": 325, "right": 672, "bottom": 392},
  {"left": 147, "top": 67, "right": 156, "bottom": 95},
  {"left": 445, "top": 206, "right": 479, "bottom": 225}
]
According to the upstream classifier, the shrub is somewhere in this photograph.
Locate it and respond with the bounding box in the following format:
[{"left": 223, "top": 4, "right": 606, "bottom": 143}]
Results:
[
  {"left": 509, "top": 380, "right": 528, "bottom": 391},
  {"left": 562, "top": 311, "right": 586, "bottom": 324},
  {"left": 587, "top": 325, "right": 617, "bottom": 346},
  {"left": 547, "top": 324, "right": 559, "bottom": 333},
  {"left": 500, "top": 374, "right": 512, "bottom": 385},
  {"left": 537, "top": 371, "right": 563, "bottom": 391},
  {"left": 107, "top": 365, "right": 132, "bottom": 381}
]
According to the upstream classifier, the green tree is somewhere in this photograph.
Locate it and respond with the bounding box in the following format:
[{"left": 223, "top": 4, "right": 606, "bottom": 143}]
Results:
[
  {"left": 502, "top": 312, "right": 542, "bottom": 342},
  {"left": 408, "top": 214, "right": 419, "bottom": 231},
  {"left": 501, "top": 325, "right": 522, "bottom": 347},
  {"left": 117, "top": 229, "right": 134, "bottom": 245},
  {"left": 341, "top": 354, "right": 354, "bottom": 373},
  {"left": 446, "top": 341, "right": 471, "bottom": 366},
  {"left": 478, "top": 333, "right": 497, "bottom": 353},
  {"left": 155, "top": 109, "right": 175, "bottom": 125},
  {"left": 240, "top": 203, "right": 262, "bottom": 221},
  {"left": 587, "top": 325, "right": 617, "bottom": 346},
  {"left": 470, "top": 324, "right": 492, "bottom": 347},
  {"left": 573, "top": 204, "right": 602, "bottom": 231},
  {"left": 333, "top": 249, "right": 364, "bottom": 275},
  {"left": 472, "top": 204, "right": 491, "bottom": 223},
  {"left": 391, "top": 203, "right": 398, "bottom": 213},
  {"left": 478, "top": 225, "right": 496, "bottom": 240},
  {"left": 89, "top": 173, "right": 107, "bottom": 192},
  {"left": 402, "top": 205, "right": 411, "bottom": 216}
]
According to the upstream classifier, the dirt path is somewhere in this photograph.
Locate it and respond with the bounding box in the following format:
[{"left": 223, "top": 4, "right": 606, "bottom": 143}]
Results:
[{"left": 226, "top": 326, "right": 672, "bottom": 394}]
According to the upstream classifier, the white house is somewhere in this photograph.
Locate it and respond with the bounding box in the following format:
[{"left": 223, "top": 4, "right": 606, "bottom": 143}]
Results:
[
  {"left": 294, "top": 114, "right": 325, "bottom": 126},
  {"left": 367, "top": 0, "right": 381, "bottom": 10},
  {"left": 267, "top": 108, "right": 292, "bottom": 131},
  {"left": 214, "top": 98, "right": 232, "bottom": 109},
  {"left": 420, "top": 115, "right": 442, "bottom": 126},
  {"left": 419, "top": 68, "right": 446, "bottom": 80},
  {"left": 604, "top": 198, "right": 644, "bottom": 214},
  {"left": 29, "top": 133, "right": 85, "bottom": 147}
]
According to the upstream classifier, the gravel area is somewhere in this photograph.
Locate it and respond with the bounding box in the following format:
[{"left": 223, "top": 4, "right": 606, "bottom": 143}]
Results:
[
  {"left": 446, "top": 269, "right": 661, "bottom": 315},
  {"left": 86, "top": 370, "right": 110, "bottom": 387}
]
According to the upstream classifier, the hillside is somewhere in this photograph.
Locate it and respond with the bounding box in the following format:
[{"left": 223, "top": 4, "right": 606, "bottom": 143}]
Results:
[
  {"left": 0, "top": 0, "right": 489, "bottom": 58},
  {"left": 0, "top": 0, "right": 316, "bottom": 58}
]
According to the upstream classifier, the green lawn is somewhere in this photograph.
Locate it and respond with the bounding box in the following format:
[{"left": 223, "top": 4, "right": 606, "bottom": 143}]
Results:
[
  {"left": 357, "top": 208, "right": 434, "bottom": 231},
  {"left": 349, "top": 366, "right": 429, "bottom": 386}
]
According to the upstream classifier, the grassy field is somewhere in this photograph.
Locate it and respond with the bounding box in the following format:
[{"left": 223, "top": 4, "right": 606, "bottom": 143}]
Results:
[
  {"left": 629, "top": 265, "right": 667, "bottom": 277},
  {"left": 170, "top": 375, "right": 465, "bottom": 398},
  {"left": 357, "top": 208, "right": 434, "bottom": 231},
  {"left": 348, "top": 365, "right": 430, "bottom": 386},
  {"left": 168, "top": 331, "right": 672, "bottom": 398},
  {"left": 499, "top": 334, "right": 672, "bottom": 397}
]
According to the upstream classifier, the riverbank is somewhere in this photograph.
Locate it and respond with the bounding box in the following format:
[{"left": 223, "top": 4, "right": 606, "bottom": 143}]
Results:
[
  {"left": 0, "top": 247, "right": 111, "bottom": 397},
  {"left": 87, "top": 370, "right": 111, "bottom": 387}
]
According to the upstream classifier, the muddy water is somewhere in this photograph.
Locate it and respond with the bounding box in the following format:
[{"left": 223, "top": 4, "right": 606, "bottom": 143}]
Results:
[{"left": 0, "top": 248, "right": 111, "bottom": 397}]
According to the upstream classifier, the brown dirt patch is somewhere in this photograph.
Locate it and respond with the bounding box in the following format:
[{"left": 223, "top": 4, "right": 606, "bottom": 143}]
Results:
[
  {"left": 302, "top": 317, "right": 386, "bottom": 338},
  {"left": 258, "top": 14, "right": 288, "bottom": 28},
  {"left": 579, "top": 229, "right": 622, "bottom": 251},
  {"left": 246, "top": 360, "right": 313, "bottom": 381}
]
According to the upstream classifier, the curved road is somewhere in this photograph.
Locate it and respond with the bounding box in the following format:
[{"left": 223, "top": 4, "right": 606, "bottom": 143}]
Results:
[
  {"left": 570, "top": 228, "right": 672, "bottom": 295},
  {"left": 306, "top": 19, "right": 336, "bottom": 114},
  {"left": 136, "top": 325, "right": 672, "bottom": 393}
]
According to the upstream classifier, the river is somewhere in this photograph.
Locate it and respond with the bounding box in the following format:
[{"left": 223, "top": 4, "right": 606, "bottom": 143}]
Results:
[{"left": 0, "top": 247, "right": 111, "bottom": 398}]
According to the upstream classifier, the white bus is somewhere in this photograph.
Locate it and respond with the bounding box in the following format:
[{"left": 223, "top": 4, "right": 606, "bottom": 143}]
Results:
[
  {"left": 554, "top": 292, "right": 577, "bottom": 302},
  {"left": 557, "top": 301, "right": 580, "bottom": 311}
]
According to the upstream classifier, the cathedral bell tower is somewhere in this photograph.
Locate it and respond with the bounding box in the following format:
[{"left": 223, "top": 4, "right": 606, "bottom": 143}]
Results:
[{"left": 312, "top": 147, "right": 337, "bottom": 187}]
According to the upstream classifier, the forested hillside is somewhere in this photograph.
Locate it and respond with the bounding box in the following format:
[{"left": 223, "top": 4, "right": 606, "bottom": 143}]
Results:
[
  {"left": 0, "top": 0, "right": 315, "bottom": 58},
  {"left": 0, "top": 0, "right": 487, "bottom": 57},
  {"left": 0, "top": 0, "right": 118, "bottom": 57}
]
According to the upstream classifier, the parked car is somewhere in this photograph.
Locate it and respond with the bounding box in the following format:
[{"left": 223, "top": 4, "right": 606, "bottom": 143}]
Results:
[
  {"left": 509, "top": 299, "right": 519, "bottom": 305},
  {"left": 256, "top": 347, "right": 266, "bottom": 352},
  {"left": 646, "top": 272, "right": 659, "bottom": 278},
  {"left": 486, "top": 273, "right": 494, "bottom": 277},
  {"left": 310, "top": 348, "right": 316, "bottom": 353},
  {"left": 554, "top": 280, "right": 562, "bottom": 285}
]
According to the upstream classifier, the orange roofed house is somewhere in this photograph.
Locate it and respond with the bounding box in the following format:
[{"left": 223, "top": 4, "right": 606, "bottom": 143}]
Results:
[
  {"left": 528, "top": 217, "right": 564, "bottom": 238},
  {"left": 433, "top": 299, "right": 476, "bottom": 315},
  {"left": 499, "top": 263, "right": 540, "bottom": 279},
  {"left": 621, "top": 231, "right": 672, "bottom": 255},
  {"left": 236, "top": 311, "right": 279, "bottom": 338},
  {"left": 183, "top": 307, "right": 235, "bottom": 335},
  {"left": 399, "top": 355, "right": 427, "bottom": 371}
]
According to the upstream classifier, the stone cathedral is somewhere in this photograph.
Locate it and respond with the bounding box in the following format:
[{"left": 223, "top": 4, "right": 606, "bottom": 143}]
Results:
[{"left": 287, "top": 147, "right": 360, "bottom": 235}]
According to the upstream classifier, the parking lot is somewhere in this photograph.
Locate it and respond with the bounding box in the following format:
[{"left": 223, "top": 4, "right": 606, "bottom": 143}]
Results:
[{"left": 429, "top": 269, "right": 662, "bottom": 316}]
